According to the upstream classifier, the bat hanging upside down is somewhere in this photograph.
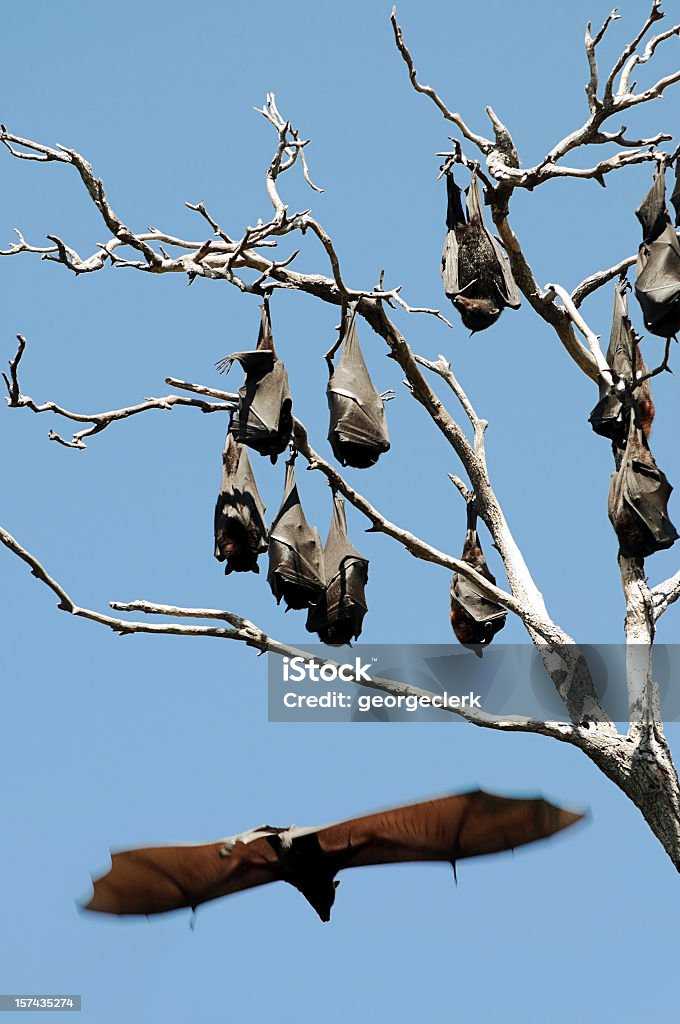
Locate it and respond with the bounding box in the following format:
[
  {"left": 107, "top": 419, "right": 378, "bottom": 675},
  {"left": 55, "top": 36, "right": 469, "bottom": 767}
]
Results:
[
  {"left": 441, "top": 168, "right": 521, "bottom": 332},
  {"left": 84, "top": 790, "right": 583, "bottom": 924},
  {"left": 450, "top": 503, "right": 507, "bottom": 651}
]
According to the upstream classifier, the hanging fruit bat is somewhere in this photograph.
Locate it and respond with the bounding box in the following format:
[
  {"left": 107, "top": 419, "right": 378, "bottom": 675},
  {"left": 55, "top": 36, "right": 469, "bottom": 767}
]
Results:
[
  {"left": 326, "top": 305, "right": 391, "bottom": 469},
  {"left": 589, "top": 279, "right": 654, "bottom": 445},
  {"left": 441, "top": 168, "right": 521, "bottom": 332},
  {"left": 670, "top": 158, "right": 680, "bottom": 227},
  {"left": 608, "top": 410, "right": 678, "bottom": 559},
  {"left": 267, "top": 456, "right": 325, "bottom": 610},
  {"left": 450, "top": 504, "right": 507, "bottom": 652},
  {"left": 214, "top": 432, "right": 268, "bottom": 574},
  {"left": 634, "top": 164, "right": 680, "bottom": 339},
  {"left": 216, "top": 299, "right": 293, "bottom": 463},
  {"left": 84, "top": 790, "right": 584, "bottom": 923},
  {"left": 306, "top": 493, "right": 368, "bottom": 646}
]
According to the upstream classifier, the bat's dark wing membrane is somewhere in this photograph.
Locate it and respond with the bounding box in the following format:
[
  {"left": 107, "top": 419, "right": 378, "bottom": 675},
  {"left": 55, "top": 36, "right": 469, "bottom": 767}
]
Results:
[
  {"left": 634, "top": 168, "right": 680, "bottom": 338},
  {"left": 314, "top": 791, "right": 583, "bottom": 869},
  {"left": 267, "top": 459, "right": 325, "bottom": 610},
  {"left": 214, "top": 433, "right": 268, "bottom": 574},
  {"left": 441, "top": 229, "right": 460, "bottom": 299},
  {"left": 636, "top": 164, "right": 670, "bottom": 243},
  {"left": 441, "top": 170, "right": 520, "bottom": 330},
  {"left": 464, "top": 173, "right": 521, "bottom": 310},
  {"left": 83, "top": 792, "right": 584, "bottom": 923},
  {"left": 589, "top": 281, "right": 650, "bottom": 444},
  {"left": 450, "top": 506, "right": 506, "bottom": 651},
  {"left": 85, "top": 835, "right": 282, "bottom": 916},
  {"left": 306, "top": 494, "right": 368, "bottom": 645},
  {"left": 441, "top": 171, "right": 463, "bottom": 298},
  {"left": 671, "top": 159, "right": 680, "bottom": 227},
  {"left": 327, "top": 309, "right": 390, "bottom": 469},
  {"left": 635, "top": 224, "right": 680, "bottom": 337},
  {"left": 608, "top": 414, "right": 678, "bottom": 558},
  {"left": 488, "top": 234, "right": 522, "bottom": 309},
  {"left": 450, "top": 575, "right": 507, "bottom": 648},
  {"left": 217, "top": 302, "right": 293, "bottom": 462}
]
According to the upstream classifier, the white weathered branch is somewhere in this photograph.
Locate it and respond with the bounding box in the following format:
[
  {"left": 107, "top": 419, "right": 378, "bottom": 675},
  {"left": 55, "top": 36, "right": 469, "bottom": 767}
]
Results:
[
  {"left": 544, "top": 282, "right": 614, "bottom": 383},
  {"left": 0, "top": 523, "right": 574, "bottom": 738},
  {"left": 651, "top": 570, "right": 680, "bottom": 620},
  {"left": 572, "top": 255, "right": 637, "bottom": 307},
  {"left": 390, "top": 9, "right": 493, "bottom": 155},
  {"left": 392, "top": 5, "right": 678, "bottom": 193},
  {"left": 2, "top": 337, "right": 235, "bottom": 448},
  {"left": 415, "top": 353, "right": 488, "bottom": 464}
]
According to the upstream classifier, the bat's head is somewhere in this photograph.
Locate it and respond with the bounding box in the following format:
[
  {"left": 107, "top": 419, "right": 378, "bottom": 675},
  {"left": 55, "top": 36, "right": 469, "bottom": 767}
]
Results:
[
  {"left": 452, "top": 295, "right": 501, "bottom": 332},
  {"left": 295, "top": 877, "right": 340, "bottom": 923}
]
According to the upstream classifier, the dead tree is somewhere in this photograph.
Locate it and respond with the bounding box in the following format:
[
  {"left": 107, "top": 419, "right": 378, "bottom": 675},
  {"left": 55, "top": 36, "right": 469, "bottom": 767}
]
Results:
[{"left": 3, "top": 4, "right": 680, "bottom": 868}]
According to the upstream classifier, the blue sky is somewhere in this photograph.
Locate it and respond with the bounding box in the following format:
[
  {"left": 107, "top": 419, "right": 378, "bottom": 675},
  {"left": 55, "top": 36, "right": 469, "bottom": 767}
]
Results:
[{"left": 1, "top": 1, "right": 680, "bottom": 1021}]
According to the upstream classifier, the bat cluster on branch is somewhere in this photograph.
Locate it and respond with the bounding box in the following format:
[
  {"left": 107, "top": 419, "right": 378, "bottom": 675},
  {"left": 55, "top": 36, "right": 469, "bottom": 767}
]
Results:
[
  {"left": 213, "top": 302, "right": 390, "bottom": 645},
  {"left": 589, "top": 162, "right": 680, "bottom": 561}
]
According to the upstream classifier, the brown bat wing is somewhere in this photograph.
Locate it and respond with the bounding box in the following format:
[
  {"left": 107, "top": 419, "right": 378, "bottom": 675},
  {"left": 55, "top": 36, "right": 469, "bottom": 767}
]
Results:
[
  {"left": 84, "top": 792, "right": 583, "bottom": 924},
  {"left": 86, "top": 834, "right": 282, "bottom": 916},
  {"left": 314, "top": 791, "right": 583, "bottom": 869}
]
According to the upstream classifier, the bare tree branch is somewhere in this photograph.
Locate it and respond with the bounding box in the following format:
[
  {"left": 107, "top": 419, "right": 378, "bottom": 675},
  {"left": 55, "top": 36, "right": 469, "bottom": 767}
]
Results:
[
  {"left": 544, "top": 283, "right": 614, "bottom": 383},
  {"left": 651, "top": 570, "right": 680, "bottom": 620},
  {"left": 585, "top": 9, "right": 621, "bottom": 113},
  {"left": 390, "top": 9, "right": 493, "bottom": 155},
  {"left": 415, "top": 353, "right": 488, "bottom": 464},
  {"left": 572, "top": 256, "right": 637, "bottom": 307},
  {"left": 0, "top": 522, "right": 577, "bottom": 738},
  {"left": 2, "top": 336, "right": 235, "bottom": 449},
  {"left": 392, "top": 5, "right": 678, "bottom": 195}
]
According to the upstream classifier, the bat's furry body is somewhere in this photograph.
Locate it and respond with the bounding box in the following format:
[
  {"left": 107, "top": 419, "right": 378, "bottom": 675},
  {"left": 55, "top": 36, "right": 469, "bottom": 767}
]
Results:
[
  {"left": 217, "top": 300, "right": 293, "bottom": 463},
  {"left": 450, "top": 506, "right": 506, "bottom": 652},
  {"left": 306, "top": 494, "right": 368, "bottom": 646},
  {"left": 326, "top": 306, "right": 390, "bottom": 469},
  {"left": 608, "top": 411, "right": 678, "bottom": 559},
  {"left": 441, "top": 170, "right": 520, "bottom": 332},
  {"left": 589, "top": 280, "right": 655, "bottom": 445},
  {"left": 635, "top": 165, "right": 680, "bottom": 339},
  {"left": 267, "top": 458, "right": 325, "bottom": 610},
  {"left": 214, "top": 433, "right": 268, "bottom": 574}
]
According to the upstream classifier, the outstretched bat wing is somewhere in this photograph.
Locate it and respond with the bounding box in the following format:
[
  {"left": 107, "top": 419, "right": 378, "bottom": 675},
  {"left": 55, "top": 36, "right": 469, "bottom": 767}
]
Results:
[
  {"left": 327, "top": 309, "right": 390, "bottom": 468},
  {"left": 86, "top": 832, "right": 284, "bottom": 916},
  {"left": 267, "top": 459, "right": 325, "bottom": 610},
  {"left": 314, "top": 791, "right": 583, "bottom": 870}
]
